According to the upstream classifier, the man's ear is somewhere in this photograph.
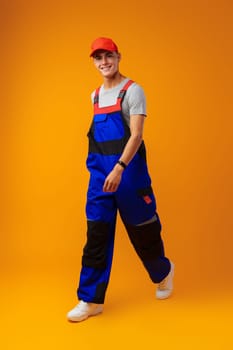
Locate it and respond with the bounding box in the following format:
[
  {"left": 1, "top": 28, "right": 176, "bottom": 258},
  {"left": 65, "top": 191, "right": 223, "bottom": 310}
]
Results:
[{"left": 118, "top": 52, "right": 121, "bottom": 61}]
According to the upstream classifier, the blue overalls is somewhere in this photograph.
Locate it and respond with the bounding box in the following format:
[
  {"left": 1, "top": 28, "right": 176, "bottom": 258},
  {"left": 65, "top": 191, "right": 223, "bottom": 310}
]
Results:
[{"left": 77, "top": 80, "right": 170, "bottom": 303}]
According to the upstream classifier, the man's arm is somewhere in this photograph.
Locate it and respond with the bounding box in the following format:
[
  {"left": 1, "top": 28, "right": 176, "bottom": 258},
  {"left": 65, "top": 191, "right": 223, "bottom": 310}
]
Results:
[{"left": 103, "top": 114, "right": 145, "bottom": 192}]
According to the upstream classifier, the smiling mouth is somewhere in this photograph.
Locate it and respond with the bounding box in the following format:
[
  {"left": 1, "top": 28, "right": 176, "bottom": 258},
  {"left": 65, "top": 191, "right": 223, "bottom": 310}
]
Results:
[{"left": 101, "top": 66, "right": 112, "bottom": 71}]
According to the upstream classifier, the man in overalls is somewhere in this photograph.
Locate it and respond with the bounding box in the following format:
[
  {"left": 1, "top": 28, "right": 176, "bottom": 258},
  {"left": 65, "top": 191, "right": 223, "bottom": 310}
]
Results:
[{"left": 67, "top": 37, "right": 174, "bottom": 322}]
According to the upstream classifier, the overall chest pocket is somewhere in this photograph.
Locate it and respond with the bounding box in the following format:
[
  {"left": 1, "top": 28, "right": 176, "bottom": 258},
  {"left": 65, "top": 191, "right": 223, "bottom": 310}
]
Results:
[{"left": 93, "top": 112, "right": 125, "bottom": 142}]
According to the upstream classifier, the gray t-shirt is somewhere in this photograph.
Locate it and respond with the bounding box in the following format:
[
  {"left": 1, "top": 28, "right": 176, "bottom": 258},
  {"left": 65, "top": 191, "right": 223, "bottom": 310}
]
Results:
[{"left": 91, "top": 78, "right": 146, "bottom": 125}]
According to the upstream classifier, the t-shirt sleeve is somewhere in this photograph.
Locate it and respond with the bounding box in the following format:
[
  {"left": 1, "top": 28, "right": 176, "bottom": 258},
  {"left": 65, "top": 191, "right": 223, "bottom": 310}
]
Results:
[
  {"left": 127, "top": 83, "right": 147, "bottom": 116},
  {"left": 91, "top": 91, "right": 95, "bottom": 103}
]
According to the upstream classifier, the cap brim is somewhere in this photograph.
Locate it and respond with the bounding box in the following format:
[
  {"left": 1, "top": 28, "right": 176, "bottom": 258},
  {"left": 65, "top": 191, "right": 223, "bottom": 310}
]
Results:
[{"left": 90, "top": 49, "right": 117, "bottom": 57}]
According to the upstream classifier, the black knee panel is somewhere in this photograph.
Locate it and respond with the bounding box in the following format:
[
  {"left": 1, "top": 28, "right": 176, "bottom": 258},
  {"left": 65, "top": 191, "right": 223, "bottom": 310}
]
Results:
[
  {"left": 124, "top": 218, "right": 164, "bottom": 261},
  {"left": 82, "top": 220, "right": 110, "bottom": 269}
]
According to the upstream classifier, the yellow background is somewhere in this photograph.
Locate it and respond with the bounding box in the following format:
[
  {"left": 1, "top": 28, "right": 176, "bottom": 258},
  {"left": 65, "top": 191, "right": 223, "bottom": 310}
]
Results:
[{"left": 1, "top": 0, "right": 233, "bottom": 349}]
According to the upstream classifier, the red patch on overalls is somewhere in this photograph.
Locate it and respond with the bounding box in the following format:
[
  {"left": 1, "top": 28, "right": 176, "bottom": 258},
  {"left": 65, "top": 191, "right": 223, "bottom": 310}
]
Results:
[{"left": 143, "top": 195, "right": 152, "bottom": 204}]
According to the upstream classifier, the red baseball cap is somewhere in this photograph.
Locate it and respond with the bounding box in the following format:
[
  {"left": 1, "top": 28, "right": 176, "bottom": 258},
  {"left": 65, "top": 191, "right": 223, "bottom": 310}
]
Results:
[{"left": 90, "top": 37, "right": 118, "bottom": 57}]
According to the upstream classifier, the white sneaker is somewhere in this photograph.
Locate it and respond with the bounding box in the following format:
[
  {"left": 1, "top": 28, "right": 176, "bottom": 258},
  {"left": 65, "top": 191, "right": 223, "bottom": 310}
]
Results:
[
  {"left": 67, "top": 300, "right": 103, "bottom": 322},
  {"left": 156, "top": 261, "right": 175, "bottom": 299}
]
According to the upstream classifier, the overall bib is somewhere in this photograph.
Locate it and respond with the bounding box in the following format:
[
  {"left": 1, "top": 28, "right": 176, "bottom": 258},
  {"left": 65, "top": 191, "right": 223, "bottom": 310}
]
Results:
[{"left": 77, "top": 80, "right": 170, "bottom": 303}]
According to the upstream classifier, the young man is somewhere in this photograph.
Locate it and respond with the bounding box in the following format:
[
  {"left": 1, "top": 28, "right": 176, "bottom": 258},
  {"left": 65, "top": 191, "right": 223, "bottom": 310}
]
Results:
[{"left": 67, "top": 37, "right": 174, "bottom": 322}]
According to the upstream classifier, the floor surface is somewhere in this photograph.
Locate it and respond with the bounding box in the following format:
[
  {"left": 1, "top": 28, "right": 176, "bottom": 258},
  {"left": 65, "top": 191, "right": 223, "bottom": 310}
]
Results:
[{"left": 2, "top": 263, "right": 232, "bottom": 350}]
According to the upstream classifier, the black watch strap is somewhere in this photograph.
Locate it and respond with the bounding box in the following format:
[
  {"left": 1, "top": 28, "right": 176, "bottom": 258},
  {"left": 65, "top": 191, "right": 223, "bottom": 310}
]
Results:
[{"left": 117, "top": 160, "right": 127, "bottom": 169}]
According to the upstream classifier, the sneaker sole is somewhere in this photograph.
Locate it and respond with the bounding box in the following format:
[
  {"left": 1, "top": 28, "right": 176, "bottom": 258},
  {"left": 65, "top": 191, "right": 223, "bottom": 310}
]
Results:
[{"left": 67, "top": 307, "right": 103, "bottom": 322}]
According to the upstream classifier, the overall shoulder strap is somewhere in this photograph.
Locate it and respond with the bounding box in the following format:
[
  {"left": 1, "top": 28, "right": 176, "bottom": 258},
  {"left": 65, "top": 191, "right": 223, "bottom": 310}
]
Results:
[
  {"left": 114, "top": 79, "right": 134, "bottom": 110},
  {"left": 93, "top": 80, "right": 134, "bottom": 114},
  {"left": 117, "top": 79, "right": 134, "bottom": 100}
]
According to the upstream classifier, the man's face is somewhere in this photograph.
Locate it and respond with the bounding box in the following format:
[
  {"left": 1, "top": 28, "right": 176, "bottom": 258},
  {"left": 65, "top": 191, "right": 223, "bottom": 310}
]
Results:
[{"left": 93, "top": 50, "right": 121, "bottom": 78}]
